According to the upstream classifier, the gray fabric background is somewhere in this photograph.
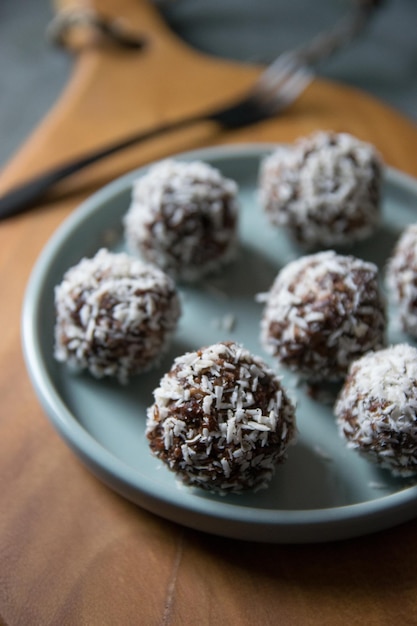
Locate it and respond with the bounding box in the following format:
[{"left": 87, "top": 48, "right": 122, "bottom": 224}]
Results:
[{"left": 0, "top": 0, "right": 416, "bottom": 168}]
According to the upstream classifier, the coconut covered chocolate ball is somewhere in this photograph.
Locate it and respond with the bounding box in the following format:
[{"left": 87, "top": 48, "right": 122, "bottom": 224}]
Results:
[
  {"left": 124, "top": 159, "right": 239, "bottom": 282},
  {"left": 386, "top": 223, "right": 417, "bottom": 337},
  {"left": 335, "top": 344, "right": 417, "bottom": 477},
  {"left": 259, "top": 251, "right": 386, "bottom": 381},
  {"left": 259, "top": 130, "right": 382, "bottom": 247},
  {"left": 146, "top": 341, "right": 297, "bottom": 494},
  {"left": 54, "top": 248, "right": 180, "bottom": 383}
]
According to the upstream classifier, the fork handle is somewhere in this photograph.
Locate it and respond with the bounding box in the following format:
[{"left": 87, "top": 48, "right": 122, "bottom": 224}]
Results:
[{"left": 0, "top": 114, "right": 205, "bottom": 220}]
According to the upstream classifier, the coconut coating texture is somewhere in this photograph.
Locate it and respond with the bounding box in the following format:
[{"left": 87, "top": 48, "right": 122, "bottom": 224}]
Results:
[
  {"left": 386, "top": 223, "right": 417, "bottom": 338},
  {"left": 259, "top": 130, "right": 382, "bottom": 248},
  {"left": 54, "top": 248, "right": 180, "bottom": 383},
  {"left": 146, "top": 341, "right": 297, "bottom": 494},
  {"left": 259, "top": 251, "right": 386, "bottom": 381},
  {"left": 335, "top": 344, "right": 417, "bottom": 477},
  {"left": 124, "top": 159, "right": 239, "bottom": 282}
]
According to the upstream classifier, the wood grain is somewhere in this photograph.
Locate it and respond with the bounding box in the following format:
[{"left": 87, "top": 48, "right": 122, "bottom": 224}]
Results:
[{"left": 1, "top": 1, "right": 417, "bottom": 624}]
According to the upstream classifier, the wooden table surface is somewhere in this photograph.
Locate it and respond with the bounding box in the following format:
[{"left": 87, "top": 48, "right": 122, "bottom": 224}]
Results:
[{"left": 1, "top": 1, "right": 417, "bottom": 624}]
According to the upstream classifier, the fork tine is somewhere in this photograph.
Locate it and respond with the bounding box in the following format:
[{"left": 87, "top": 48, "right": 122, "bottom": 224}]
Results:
[
  {"left": 268, "top": 67, "right": 314, "bottom": 111},
  {"left": 257, "top": 51, "right": 302, "bottom": 90},
  {"left": 253, "top": 63, "right": 313, "bottom": 116},
  {"left": 256, "top": 0, "right": 382, "bottom": 97}
]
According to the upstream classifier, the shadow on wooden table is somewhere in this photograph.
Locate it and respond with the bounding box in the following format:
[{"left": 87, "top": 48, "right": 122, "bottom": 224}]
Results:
[{"left": 181, "top": 518, "right": 417, "bottom": 623}]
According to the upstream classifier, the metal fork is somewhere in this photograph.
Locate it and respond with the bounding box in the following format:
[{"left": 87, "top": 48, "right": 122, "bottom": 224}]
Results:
[{"left": 0, "top": 0, "right": 381, "bottom": 220}]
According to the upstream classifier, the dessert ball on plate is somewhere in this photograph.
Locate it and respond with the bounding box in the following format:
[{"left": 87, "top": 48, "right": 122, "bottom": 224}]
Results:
[
  {"left": 146, "top": 341, "right": 297, "bottom": 494},
  {"left": 124, "top": 159, "right": 239, "bottom": 282},
  {"left": 259, "top": 130, "right": 382, "bottom": 247},
  {"left": 259, "top": 251, "right": 386, "bottom": 381},
  {"left": 386, "top": 223, "right": 417, "bottom": 337},
  {"left": 54, "top": 248, "right": 180, "bottom": 384},
  {"left": 335, "top": 344, "right": 417, "bottom": 477}
]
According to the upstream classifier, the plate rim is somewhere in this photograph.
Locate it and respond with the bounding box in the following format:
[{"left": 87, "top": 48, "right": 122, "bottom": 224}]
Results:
[{"left": 21, "top": 142, "right": 417, "bottom": 543}]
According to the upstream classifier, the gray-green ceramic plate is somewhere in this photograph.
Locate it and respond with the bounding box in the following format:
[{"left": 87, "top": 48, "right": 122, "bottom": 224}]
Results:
[{"left": 22, "top": 144, "right": 417, "bottom": 543}]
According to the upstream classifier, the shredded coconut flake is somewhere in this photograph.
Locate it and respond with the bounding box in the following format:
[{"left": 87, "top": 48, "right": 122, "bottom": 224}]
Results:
[
  {"left": 260, "top": 251, "right": 386, "bottom": 381},
  {"left": 386, "top": 223, "right": 417, "bottom": 338},
  {"left": 54, "top": 248, "right": 180, "bottom": 383},
  {"left": 123, "top": 159, "right": 239, "bottom": 282},
  {"left": 146, "top": 341, "right": 297, "bottom": 494},
  {"left": 259, "top": 130, "right": 382, "bottom": 248},
  {"left": 335, "top": 344, "right": 417, "bottom": 477}
]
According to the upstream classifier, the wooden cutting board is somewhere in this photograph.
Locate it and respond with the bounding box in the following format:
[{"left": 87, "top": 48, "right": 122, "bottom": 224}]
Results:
[{"left": 1, "top": 1, "right": 417, "bottom": 624}]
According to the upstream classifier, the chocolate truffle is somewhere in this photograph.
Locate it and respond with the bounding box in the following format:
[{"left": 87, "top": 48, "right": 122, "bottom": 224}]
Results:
[
  {"left": 124, "top": 159, "right": 239, "bottom": 281},
  {"left": 259, "top": 251, "right": 386, "bottom": 381},
  {"left": 335, "top": 344, "right": 417, "bottom": 477},
  {"left": 386, "top": 223, "right": 417, "bottom": 337},
  {"left": 259, "top": 130, "right": 382, "bottom": 247},
  {"left": 54, "top": 248, "right": 180, "bottom": 383},
  {"left": 146, "top": 341, "right": 297, "bottom": 494}
]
